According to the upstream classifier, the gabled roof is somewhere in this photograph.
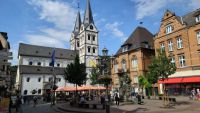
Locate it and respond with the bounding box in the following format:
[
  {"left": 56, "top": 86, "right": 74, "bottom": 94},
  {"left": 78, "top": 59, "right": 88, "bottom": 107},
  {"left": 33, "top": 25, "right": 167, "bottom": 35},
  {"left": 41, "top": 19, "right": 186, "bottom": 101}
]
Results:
[
  {"left": 83, "top": 0, "right": 94, "bottom": 27},
  {"left": 18, "top": 43, "right": 78, "bottom": 59},
  {"left": 115, "top": 26, "right": 154, "bottom": 55}
]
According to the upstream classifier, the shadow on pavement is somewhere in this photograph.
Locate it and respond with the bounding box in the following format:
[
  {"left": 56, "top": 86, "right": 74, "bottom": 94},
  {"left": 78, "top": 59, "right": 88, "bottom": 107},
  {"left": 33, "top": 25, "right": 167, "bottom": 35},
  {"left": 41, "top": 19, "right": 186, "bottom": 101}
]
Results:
[{"left": 126, "top": 107, "right": 148, "bottom": 113}]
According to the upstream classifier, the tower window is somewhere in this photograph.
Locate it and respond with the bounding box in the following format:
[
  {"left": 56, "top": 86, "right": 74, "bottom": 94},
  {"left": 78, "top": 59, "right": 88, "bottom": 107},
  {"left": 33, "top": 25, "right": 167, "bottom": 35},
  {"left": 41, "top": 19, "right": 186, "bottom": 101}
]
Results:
[
  {"left": 88, "top": 47, "right": 91, "bottom": 53},
  {"left": 90, "top": 25, "right": 93, "bottom": 30},
  {"left": 77, "top": 41, "right": 80, "bottom": 47},
  {"left": 93, "top": 36, "right": 95, "bottom": 41},
  {"left": 177, "top": 37, "right": 183, "bottom": 49},
  {"left": 57, "top": 63, "right": 60, "bottom": 67},
  {"left": 93, "top": 48, "right": 95, "bottom": 53},
  {"left": 88, "top": 35, "right": 90, "bottom": 40}
]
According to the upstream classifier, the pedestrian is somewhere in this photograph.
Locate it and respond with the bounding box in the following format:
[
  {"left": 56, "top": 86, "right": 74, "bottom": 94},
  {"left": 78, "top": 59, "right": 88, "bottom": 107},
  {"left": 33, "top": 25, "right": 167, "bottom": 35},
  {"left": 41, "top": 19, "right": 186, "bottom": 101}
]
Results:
[
  {"left": 191, "top": 88, "right": 196, "bottom": 100},
  {"left": 136, "top": 93, "right": 142, "bottom": 104},
  {"left": 23, "top": 96, "right": 27, "bottom": 105},
  {"left": 15, "top": 96, "right": 22, "bottom": 113},
  {"left": 115, "top": 92, "right": 120, "bottom": 106},
  {"left": 33, "top": 96, "right": 38, "bottom": 107}
]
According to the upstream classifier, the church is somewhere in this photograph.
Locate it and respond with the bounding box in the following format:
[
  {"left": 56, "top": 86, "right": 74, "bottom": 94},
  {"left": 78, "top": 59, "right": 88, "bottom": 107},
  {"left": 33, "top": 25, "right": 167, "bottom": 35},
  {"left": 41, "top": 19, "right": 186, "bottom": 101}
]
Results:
[{"left": 16, "top": 0, "right": 99, "bottom": 96}]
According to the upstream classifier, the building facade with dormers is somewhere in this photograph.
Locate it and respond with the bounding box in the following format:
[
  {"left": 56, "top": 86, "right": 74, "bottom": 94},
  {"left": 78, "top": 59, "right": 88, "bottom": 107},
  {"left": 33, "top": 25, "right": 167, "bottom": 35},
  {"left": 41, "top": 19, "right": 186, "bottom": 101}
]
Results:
[
  {"left": 155, "top": 9, "right": 200, "bottom": 95},
  {"left": 16, "top": 43, "right": 77, "bottom": 96},
  {"left": 70, "top": 0, "right": 99, "bottom": 82},
  {"left": 111, "top": 26, "right": 154, "bottom": 93}
]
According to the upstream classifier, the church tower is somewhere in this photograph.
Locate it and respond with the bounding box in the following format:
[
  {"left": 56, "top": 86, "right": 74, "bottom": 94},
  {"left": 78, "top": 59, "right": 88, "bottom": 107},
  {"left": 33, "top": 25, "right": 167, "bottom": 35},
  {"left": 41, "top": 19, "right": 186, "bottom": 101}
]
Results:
[
  {"left": 70, "top": 10, "right": 81, "bottom": 50},
  {"left": 78, "top": 0, "right": 99, "bottom": 82}
]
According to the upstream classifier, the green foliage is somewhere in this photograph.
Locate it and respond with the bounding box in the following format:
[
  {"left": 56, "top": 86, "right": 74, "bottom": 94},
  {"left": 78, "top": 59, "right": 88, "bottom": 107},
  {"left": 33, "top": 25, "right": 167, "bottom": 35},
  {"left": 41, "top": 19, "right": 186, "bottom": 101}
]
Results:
[
  {"left": 64, "top": 54, "right": 87, "bottom": 86},
  {"left": 147, "top": 50, "right": 176, "bottom": 84},
  {"left": 139, "top": 75, "right": 151, "bottom": 89},
  {"left": 89, "top": 66, "right": 100, "bottom": 85}
]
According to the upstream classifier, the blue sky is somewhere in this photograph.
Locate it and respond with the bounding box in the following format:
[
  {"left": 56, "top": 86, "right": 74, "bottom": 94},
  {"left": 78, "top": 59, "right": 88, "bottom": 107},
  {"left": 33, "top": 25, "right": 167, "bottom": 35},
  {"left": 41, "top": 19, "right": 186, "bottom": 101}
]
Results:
[{"left": 0, "top": 0, "right": 200, "bottom": 65}]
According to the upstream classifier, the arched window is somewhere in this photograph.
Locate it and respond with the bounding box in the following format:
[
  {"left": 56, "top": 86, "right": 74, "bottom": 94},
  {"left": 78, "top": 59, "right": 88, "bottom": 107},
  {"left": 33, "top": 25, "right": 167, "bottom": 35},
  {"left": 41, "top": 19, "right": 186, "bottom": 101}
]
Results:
[
  {"left": 24, "top": 90, "right": 28, "bottom": 95},
  {"left": 121, "top": 59, "right": 126, "bottom": 72},
  {"left": 37, "top": 62, "right": 41, "bottom": 66},
  {"left": 90, "top": 25, "right": 93, "bottom": 30},
  {"left": 38, "top": 77, "right": 41, "bottom": 82}
]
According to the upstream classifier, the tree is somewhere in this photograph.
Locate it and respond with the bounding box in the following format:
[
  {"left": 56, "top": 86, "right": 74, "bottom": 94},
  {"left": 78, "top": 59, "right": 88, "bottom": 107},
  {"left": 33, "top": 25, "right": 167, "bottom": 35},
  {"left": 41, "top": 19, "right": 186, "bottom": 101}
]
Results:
[
  {"left": 119, "top": 70, "right": 132, "bottom": 101},
  {"left": 147, "top": 50, "right": 176, "bottom": 97},
  {"left": 139, "top": 75, "right": 151, "bottom": 98},
  {"left": 64, "top": 54, "right": 87, "bottom": 93},
  {"left": 89, "top": 66, "right": 100, "bottom": 85}
]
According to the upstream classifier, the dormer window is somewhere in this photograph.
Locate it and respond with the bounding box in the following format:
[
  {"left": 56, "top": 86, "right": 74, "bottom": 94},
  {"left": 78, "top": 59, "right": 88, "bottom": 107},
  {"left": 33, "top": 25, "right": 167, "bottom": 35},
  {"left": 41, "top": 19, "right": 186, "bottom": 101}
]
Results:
[
  {"left": 196, "top": 15, "right": 200, "bottom": 23},
  {"left": 166, "top": 25, "right": 172, "bottom": 34},
  {"left": 122, "top": 46, "right": 128, "bottom": 52}
]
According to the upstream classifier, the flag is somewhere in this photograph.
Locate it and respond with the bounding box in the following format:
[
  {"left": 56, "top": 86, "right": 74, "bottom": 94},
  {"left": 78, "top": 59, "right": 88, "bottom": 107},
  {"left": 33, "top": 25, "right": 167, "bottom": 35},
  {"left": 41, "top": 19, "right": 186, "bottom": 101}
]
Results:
[{"left": 51, "top": 48, "right": 55, "bottom": 67}]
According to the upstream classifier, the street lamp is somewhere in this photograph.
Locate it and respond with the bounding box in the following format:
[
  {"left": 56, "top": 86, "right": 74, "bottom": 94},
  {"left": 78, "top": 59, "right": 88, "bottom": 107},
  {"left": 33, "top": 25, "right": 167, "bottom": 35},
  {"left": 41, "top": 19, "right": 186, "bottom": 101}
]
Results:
[{"left": 97, "top": 48, "right": 111, "bottom": 113}]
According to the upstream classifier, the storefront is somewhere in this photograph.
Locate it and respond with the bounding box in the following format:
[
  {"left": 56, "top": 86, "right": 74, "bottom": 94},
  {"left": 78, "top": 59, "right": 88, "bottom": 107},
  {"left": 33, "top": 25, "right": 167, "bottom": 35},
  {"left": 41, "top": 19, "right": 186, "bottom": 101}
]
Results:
[{"left": 159, "top": 76, "right": 200, "bottom": 95}]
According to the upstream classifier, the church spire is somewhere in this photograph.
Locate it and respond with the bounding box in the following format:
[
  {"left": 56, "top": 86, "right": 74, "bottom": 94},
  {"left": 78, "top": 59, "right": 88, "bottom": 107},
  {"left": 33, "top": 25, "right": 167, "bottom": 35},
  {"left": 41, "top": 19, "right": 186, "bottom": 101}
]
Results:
[
  {"left": 83, "top": 0, "right": 94, "bottom": 27},
  {"left": 73, "top": 10, "right": 81, "bottom": 35}
]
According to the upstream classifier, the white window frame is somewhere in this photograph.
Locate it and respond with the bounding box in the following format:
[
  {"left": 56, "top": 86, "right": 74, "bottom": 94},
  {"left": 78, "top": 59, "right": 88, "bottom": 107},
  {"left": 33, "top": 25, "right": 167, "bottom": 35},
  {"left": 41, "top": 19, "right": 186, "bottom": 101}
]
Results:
[
  {"left": 168, "top": 40, "right": 173, "bottom": 51},
  {"left": 177, "top": 37, "right": 183, "bottom": 49},
  {"left": 197, "top": 31, "right": 200, "bottom": 44},
  {"left": 160, "top": 43, "right": 165, "bottom": 51},
  {"left": 196, "top": 15, "right": 200, "bottom": 23},
  {"left": 166, "top": 25, "right": 172, "bottom": 34},
  {"left": 88, "top": 46, "right": 91, "bottom": 53},
  {"left": 132, "top": 58, "right": 138, "bottom": 70},
  {"left": 121, "top": 60, "right": 126, "bottom": 72},
  {"left": 170, "top": 57, "right": 175, "bottom": 64},
  {"left": 134, "top": 76, "right": 138, "bottom": 83},
  {"left": 179, "top": 55, "right": 186, "bottom": 67}
]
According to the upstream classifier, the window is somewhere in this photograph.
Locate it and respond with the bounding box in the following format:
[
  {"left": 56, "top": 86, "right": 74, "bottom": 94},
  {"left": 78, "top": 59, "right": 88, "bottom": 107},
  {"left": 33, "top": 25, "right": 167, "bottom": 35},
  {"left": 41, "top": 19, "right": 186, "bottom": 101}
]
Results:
[
  {"left": 29, "top": 61, "right": 33, "bottom": 65},
  {"left": 168, "top": 40, "right": 173, "bottom": 51},
  {"left": 92, "top": 36, "right": 95, "bottom": 41},
  {"left": 197, "top": 31, "right": 200, "bottom": 44},
  {"left": 196, "top": 15, "right": 200, "bottom": 23},
  {"left": 170, "top": 57, "right": 175, "bottom": 65},
  {"left": 77, "top": 41, "right": 80, "bottom": 47},
  {"left": 114, "top": 64, "right": 118, "bottom": 73},
  {"left": 88, "top": 34, "right": 90, "bottom": 40},
  {"left": 93, "top": 48, "right": 95, "bottom": 53},
  {"left": 24, "top": 90, "right": 27, "bottom": 95},
  {"left": 179, "top": 55, "right": 186, "bottom": 67},
  {"left": 122, "top": 46, "right": 128, "bottom": 52},
  {"left": 160, "top": 43, "right": 165, "bottom": 51},
  {"left": 177, "top": 37, "right": 183, "bottom": 49},
  {"left": 58, "top": 78, "right": 61, "bottom": 82},
  {"left": 49, "top": 77, "right": 53, "bottom": 82},
  {"left": 121, "top": 60, "right": 126, "bottom": 72},
  {"left": 166, "top": 25, "right": 172, "bottom": 34},
  {"left": 38, "top": 77, "right": 41, "bottom": 82},
  {"left": 49, "top": 62, "right": 51, "bottom": 66},
  {"left": 26, "top": 77, "right": 30, "bottom": 82},
  {"left": 57, "top": 63, "right": 60, "bottom": 67},
  {"left": 134, "top": 76, "right": 138, "bottom": 83},
  {"left": 88, "top": 47, "right": 91, "bottom": 53},
  {"left": 37, "top": 62, "right": 41, "bottom": 66},
  {"left": 132, "top": 58, "right": 138, "bottom": 70},
  {"left": 90, "top": 25, "right": 93, "bottom": 30},
  {"left": 38, "top": 89, "right": 41, "bottom": 94}
]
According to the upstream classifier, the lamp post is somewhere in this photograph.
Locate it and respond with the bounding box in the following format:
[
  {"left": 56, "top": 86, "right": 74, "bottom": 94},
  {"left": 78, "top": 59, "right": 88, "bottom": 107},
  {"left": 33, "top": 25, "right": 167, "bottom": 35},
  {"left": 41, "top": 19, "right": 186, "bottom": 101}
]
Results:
[{"left": 97, "top": 48, "right": 111, "bottom": 113}]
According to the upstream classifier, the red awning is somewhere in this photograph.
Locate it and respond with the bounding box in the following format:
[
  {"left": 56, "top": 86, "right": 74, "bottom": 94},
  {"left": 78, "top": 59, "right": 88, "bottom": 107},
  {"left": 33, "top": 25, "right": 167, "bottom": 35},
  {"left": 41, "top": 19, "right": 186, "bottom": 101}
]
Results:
[{"left": 158, "top": 76, "right": 200, "bottom": 84}]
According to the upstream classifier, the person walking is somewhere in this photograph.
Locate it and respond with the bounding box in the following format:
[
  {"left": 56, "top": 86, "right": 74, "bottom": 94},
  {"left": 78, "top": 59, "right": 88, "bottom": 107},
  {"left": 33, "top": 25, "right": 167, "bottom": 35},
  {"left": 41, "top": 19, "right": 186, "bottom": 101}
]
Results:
[
  {"left": 115, "top": 92, "right": 120, "bottom": 106},
  {"left": 33, "top": 96, "right": 38, "bottom": 107},
  {"left": 15, "top": 96, "right": 22, "bottom": 113}
]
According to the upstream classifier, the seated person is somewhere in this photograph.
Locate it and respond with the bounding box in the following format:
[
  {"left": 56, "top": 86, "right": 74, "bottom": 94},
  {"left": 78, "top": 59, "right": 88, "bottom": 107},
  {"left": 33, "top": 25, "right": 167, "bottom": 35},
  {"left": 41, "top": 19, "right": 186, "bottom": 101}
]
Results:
[{"left": 80, "top": 96, "right": 85, "bottom": 104}]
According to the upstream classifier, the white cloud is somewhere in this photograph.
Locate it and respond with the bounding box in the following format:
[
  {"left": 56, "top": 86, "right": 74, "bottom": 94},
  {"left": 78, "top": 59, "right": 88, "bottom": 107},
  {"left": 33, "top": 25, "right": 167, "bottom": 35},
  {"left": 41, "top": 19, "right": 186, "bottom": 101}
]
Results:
[
  {"left": 26, "top": 0, "right": 78, "bottom": 48},
  {"left": 105, "top": 22, "right": 125, "bottom": 39},
  {"left": 189, "top": 0, "right": 200, "bottom": 10},
  {"left": 133, "top": 0, "right": 167, "bottom": 20}
]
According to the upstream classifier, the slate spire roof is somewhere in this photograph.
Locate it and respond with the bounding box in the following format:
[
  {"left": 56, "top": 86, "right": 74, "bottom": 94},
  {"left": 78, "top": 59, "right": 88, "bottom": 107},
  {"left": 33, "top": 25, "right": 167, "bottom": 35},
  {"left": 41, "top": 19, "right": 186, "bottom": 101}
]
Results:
[
  {"left": 83, "top": 0, "right": 94, "bottom": 27},
  {"left": 116, "top": 26, "right": 154, "bottom": 55},
  {"left": 73, "top": 10, "right": 82, "bottom": 36}
]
